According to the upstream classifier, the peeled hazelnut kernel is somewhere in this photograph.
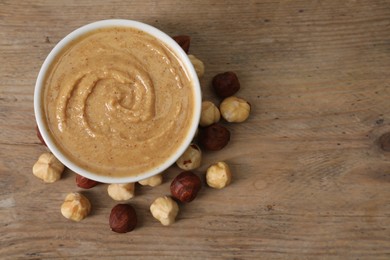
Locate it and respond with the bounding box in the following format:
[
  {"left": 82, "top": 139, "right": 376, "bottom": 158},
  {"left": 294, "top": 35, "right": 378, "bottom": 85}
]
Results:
[
  {"left": 61, "top": 192, "right": 91, "bottom": 222},
  {"left": 32, "top": 152, "right": 64, "bottom": 183},
  {"left": 107, "top": 183, "right": 135, "bottom": 201},
  {"left": 200, "top": 101, "right": 221, "bottom": 127},
  {"left": 172, "top": 35, "right": 190, "bottom": 53},
  {"left": 176, "top": 144, "right": 202, "bottom": 170},
  {"left": 212, "top": 71, "right": 241, "bottom": 98},
  {"left": 188, "top": 54, "right": 205, "bottom": 78},
  {"left": 138, "top": 174, "right": 163, "bottom": 187},
  {"left": 170, "top": 171, "right": 201, "bottom": 203},
  {"left": 206, "top": 162, "right": 232, "bottom": 189},
  {"left": 150, "top": 196, "right": 179, "bottom": 226},
  {"left": 220, "top": 96, "right": 251, "bottom": 123},
  {"left": 76, "top": 174, "right": 99, "bottom": 189},
  {"left": 199, "top": 123, "right": 230, "bottom": 151},
  {"left": 109, "top": 204, "right": 137, "bottom": 233}
]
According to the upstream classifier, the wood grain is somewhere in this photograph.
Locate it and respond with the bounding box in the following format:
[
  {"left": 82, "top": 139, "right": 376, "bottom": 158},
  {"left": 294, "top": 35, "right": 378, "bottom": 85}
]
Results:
[{"left": 1, "top": 0, "right": 390, "bottom": 259}]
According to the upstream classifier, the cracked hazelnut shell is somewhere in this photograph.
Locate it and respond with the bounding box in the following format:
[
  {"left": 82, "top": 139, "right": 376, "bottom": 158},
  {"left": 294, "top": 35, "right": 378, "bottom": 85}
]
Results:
[{"left": 199, "top": 123, "right": 230, "bottom": 151}]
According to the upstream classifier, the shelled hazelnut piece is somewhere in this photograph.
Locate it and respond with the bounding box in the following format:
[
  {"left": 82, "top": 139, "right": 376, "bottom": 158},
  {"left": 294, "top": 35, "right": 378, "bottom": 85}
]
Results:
[
  {"left": 220, "top": 96, "right": 251, "bottom": 123},
  {"left": 176, "top": 144, "right": 202, "bottom": 170},
  {"left": 188, "top": 54, "right": 205, "bottom": 78},
  {"left": 61, "top": 192, "right": 91, "bottom": 222},
  {"left": 150, "top": 196, "right": 179, "bottom": 226},
  {"left": 138, "top": 174, "right": 163, "bottom": 187},
  {"left": 32, "top": 152, "right": 64, "bottom": 183},
  {"left": 107, "top": 183, "right": 135, "bottom": 201},
  {"left": 200, "top": 101, "right": 220, "bottom": 127},
  {"left": 206, "top": 162, "right": 232, "bottom": 189}
]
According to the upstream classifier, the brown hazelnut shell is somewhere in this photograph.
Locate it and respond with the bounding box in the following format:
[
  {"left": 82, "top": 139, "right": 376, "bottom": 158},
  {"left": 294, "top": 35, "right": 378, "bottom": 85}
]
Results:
[
  {"left": 75, "top": 174, "right": 99, "bottom": 189},
  {"left": 212, "top": 71, "right": 240, "bottom": 98},
  {"left": 170, "top": 171, "right": 201, "bottom": 203},
  {"left": 109, "top": 204, "right": 137, "bottom": 233},
  {"left": 199, "top": 123, "right": 230, "bottom": 151},
  {"left": 172, "top": 35, "right": 191, "bottom": 54}
]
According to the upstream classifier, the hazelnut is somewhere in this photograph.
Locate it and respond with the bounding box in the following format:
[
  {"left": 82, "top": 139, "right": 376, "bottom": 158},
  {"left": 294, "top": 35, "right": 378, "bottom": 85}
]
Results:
[
  {"left": 212, "top": 71, "right": 241, "bottom": 98},
  {"left": 61, "top": 192, "right": 91, "bottom": 222},
  {"left": 188, "top": 54, "right": 205, "bottom": 78},
  {"left": 107, "top": 183, "right": 135, "bottom": 201},
  {"left": 76, "top": 174, "right": 99, "bottom": 189},
  {"left": 109, "top": 204, "right": 137, "bottom": 233},
  {"left": 172, "top": 35, "right": 190, "bottom": 53},
  {"left": 35, "top": 125, "right": 46, "bottom": 146},
  {"left": 206, "top": 162, "right": 232, "bottom": 189},
  {"left": 220, "top": 96, "right": 251, "bottom": 123},
  {"left": 170, "top": 171, "right": 201, "bottom": 203},
  {"left": 200, "top": 101, "right": 220, "bottom": 127},
  {"left": 32, "top": 152, "right": 64, "bottom": 183},
  {"left": 199, "top": 123, "right": 230, "bottom": 151},
  {"left": 138, "top": 174, "right": 163, "bottom": 187},
  {"left": 176, "top": 144, "right": 202, "bottom": 170},
  {"left": 150, "top": 196, "right": 179, "bottom": 226}
]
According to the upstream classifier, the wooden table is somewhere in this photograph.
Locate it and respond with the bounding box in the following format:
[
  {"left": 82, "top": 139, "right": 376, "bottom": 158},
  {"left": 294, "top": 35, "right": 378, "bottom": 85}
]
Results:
[{"left": 1, "top": 0, "right": 390, "bottom": 259}]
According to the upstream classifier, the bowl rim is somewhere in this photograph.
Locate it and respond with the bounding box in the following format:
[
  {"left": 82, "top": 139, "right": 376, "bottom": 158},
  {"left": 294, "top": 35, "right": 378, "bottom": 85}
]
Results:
[{"left": 34, "top": 19, "right": 201, "bottom": 184}]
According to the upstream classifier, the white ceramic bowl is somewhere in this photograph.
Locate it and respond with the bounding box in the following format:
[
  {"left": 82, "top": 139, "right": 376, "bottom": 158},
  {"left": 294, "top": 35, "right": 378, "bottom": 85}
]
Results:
[{"left": 34, "top": 19, "right": 201, "bottom": 184}]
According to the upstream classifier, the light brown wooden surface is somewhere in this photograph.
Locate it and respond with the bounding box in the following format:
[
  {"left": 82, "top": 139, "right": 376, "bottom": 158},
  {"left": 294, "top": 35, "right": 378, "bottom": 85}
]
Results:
[{"left": 1, "top": 0, "right": 390, "bottom": 259}]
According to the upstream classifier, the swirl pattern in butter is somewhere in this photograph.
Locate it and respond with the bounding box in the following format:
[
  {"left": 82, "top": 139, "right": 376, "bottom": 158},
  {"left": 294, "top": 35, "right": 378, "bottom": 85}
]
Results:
[{"left": 43, "top": 27, "right": 194, "bottom": 177}]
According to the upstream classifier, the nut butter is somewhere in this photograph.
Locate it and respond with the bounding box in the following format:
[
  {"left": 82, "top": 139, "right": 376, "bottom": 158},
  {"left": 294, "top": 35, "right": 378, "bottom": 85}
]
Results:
[{"left": 42, "top": 26, "right": 195, "bottom": 177}]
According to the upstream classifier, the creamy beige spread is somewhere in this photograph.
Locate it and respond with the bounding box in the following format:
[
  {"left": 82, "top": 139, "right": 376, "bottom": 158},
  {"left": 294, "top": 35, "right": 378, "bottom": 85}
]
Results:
[{"left": 43, "top": 27, "right": 195, "bottom": 177}]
